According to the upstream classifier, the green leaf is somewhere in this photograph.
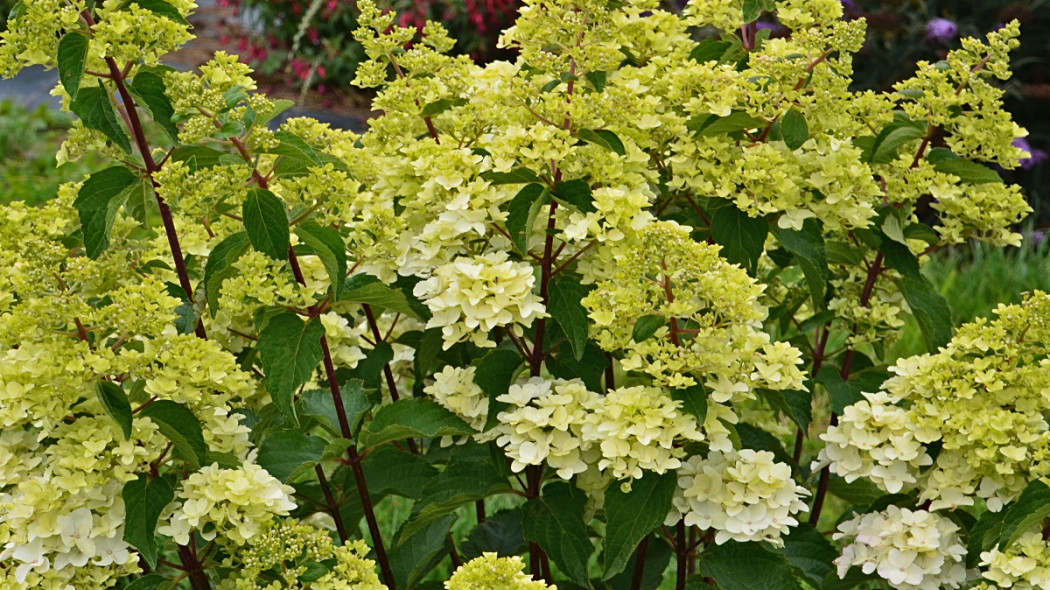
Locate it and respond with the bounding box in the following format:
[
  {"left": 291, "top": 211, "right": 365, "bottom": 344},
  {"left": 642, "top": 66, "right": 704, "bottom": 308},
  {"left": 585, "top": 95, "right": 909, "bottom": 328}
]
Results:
[
  {"left": 709, "top": 200, "right": 768, "bottom": 274},
  {"left": 693, "top": 111, "right": 763, "bottom": 137},
  {"left": 169, "top": 145, "right": 228, "bottom": 170},
  {"left": 825, "top": 241, "right": 866, "bottom": 266},
  {"left": 129, "top": 72, "right": 179, "bottom": 143},
  {"left": 604, "top": 533, "right": 674, "bottom": 590},
  {"left": 780, "top": 108, "right": 809, "bottom": 150},
  {"left": 390, "top": 514, "right": 455, "bottom": 590},
  {"left": 899, "top": 275, "right": 952, "bottom": 352},
  {"left": 820, "top": 567, "right": 877, "bottom": 590},
  {"left": 816, "top": 365, "right": 891, "bottom": 414},
  {"left": 548, "top": 276, "right": 592, "bottom": 361},
  {"left": 779, "top": 524, "right": 836, "bottom": 587},
  {"left": 298, "top": 380, "right": 373, "bottom": 437},
  {"left": 70, "top": 86, "right": 132, "bottom": 153},
  {"left": 933, "top": 158, "right": 1002, "bottom": 184},
  {"left": 554, "top": 178, "right": 597, "bottom": 213},
  {"left": 869, "top": 124, "right": 925, "bottom": 164},
  {"left": 7, "top": 0, "right": 25, "bottom": 23},
  {"left": 522, "top": 482, "right": 594, "bottom": 585},
  {"left": 257, "top": 311, "right": 326, "bottom": 424},
  {"left": 776, "top": 219, "right": 828, "bottom": 310},
  {"left": 256, "top": 430, "right": 328, "bottom": 483},
  {"left": 584, "top": 71, "right": 607, "bottom": 92},
  {"left": 925, "top": 147, "right": 958, "bottom": 164},
  {"left": 203, "top": 231, "right": 250, "bottom": 315},
  {"left": 737, "top": 423, "right": 796, "bottom": 468},
  {"left": 670, "top": 383, "right": 708, "bottom": 424},
  {"left": 359, "top": 398, "right": 474, "bottom": 447},
  {"left": 481, "top": 168, "right": 544, "bottom": 185},
  {"left": 57, "top": 32, "right": 89, "bottom": 100},
  {"left": 967, "top": 509, "right": 1004, "bottom": 567},
  {"left": 547, "top": 340, "right": 608, "bottom": 393},
  {"left": 139, "top": 401, "right": 208, "bottom": 470},
  {"left": 402, "top": 446, "right": 514, "bottom": 539},
  {"left": 505, "top": 183, "right": 549, "bottom": 254},
  {"left": 999, "top": 480, "right": 1050, "bottom": 550},
  {"left": 122, "top": 475, "right": 174, "bottom": 569},
  {"left": 742, "top": 0, "right": 776, "bottom": 22},
  {"left": 96, "top": 381, "right": 132, "bottom": 440},
  {"left": 761, "top": 388, "right": 812, "bottom": 432},
  {"left": 420, "top": 97, "right": 467, "bottom": 117},
  {"left": 602, "top": 471, "right": 678, "bottom": 579},
  {"left": 341, "top": 274, "right": 420, "bottom": 319},
  {"left": 578, "top": 129, "right": 626, "bottom": 156},
  {"left": 632, "top": 314, "right": 665, "bottom": 343},
  {"left": 473, "top": 348, "right": 525, "bottom": 430},
  {"left": 361, "top": 445, "right": 438, "bottom": 499},
  {"left": 123, "top": 574, "right": 171, "bottom": 590},
  {"left": 242, "top": 188, "right": 290, "bottom": 261},
  {"left": 295, "top": 222, "right": 346, "bottom": 299},
  {"left": 347, "top": 341, "right": 394, "bottom": 390},
  {"left": 132, "top": 0, "right": 189, "bottom": 24},
  {"left": 461, "top": 508, "right": 528, "bottom": 559},
  {"left": 74, "top": 165, "right": 139, "bottom": 258},
  {"left": 699, "top": 540, "right": 803, "bottom": 590},
  {"left": 826, "top": 476, "right": 885, "bottom": 506},
  {"left": 690, "top": 38, "right": 733, "bottom": 63}
]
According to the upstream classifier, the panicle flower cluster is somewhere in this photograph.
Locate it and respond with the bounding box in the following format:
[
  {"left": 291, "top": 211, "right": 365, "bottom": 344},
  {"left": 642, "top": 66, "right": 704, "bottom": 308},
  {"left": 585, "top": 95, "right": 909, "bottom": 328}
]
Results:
[
  {"left": 833, "top": 506, "right": 967, "bottom": 590},
  {"left": 218, "top": 519, "right": 383, "bottom": 590},
  {"left": 424, "top": 365, "right": 490, "bottom": 434},
  {"left": 158, "top": 463, "right": 296, "bottom": 546},
  {"left": 978, "top": 530, "right": 1050, "bottom": 590},
  {"left": 665, "top": 450, "right": 809, "bottom": 547},
  {"left": 415, "top": 251, "right": 547, "bottom": 349},
  {"left": 816, "top": 391, "right": 932, "bottom": 494},
  {"left": 584, "top": 222, "right": 806, "bottom": 395},
  {"left": 445, "top": 553, "right": 554, "bottom": 590}
]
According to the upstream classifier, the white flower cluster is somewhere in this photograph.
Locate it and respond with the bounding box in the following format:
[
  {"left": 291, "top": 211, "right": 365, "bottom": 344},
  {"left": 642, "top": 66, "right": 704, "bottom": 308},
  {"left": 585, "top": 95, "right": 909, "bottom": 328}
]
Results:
[
  {"left": 665, "top": 450, "right": 809, "bottom": 546},
  {"left": 424, "top": 365, "right": 491, "bottom": 444},
  {"left": 979, "top": 530, "right": 1050, "bottom": 589},
  {"left": 495, "top": 377, "right": 597, "bottom": 478},
  {"left": 833, "top": 506, "right": 967, "bottom": 590},
  {"left": 414, "top": 251, "right": 546, "bottom": 349},
  {"left": 157, "top": 463, "right": 297, "bottom": 546},
  {"left": 816, "top": 391, "right": 932, "bottom": 494}
]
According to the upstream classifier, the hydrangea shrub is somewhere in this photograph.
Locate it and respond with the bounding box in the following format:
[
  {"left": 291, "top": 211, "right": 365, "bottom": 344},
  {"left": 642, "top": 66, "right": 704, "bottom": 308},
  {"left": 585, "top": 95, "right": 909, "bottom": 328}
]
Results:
[{"left": 0, "top": 0, "right": 1046, "bottom": 589}]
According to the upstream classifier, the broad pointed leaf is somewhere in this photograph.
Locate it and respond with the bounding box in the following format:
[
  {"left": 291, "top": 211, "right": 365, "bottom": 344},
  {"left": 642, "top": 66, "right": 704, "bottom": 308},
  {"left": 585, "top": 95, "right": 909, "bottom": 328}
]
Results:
[
  {"left": 139, "top": 400, "right": 208, "bottom": 470},
  {"left": 548, "top": 276, "right": 592, "bottom": 361},
  {"left": 295, "top": 221, "right": 346, "bottom": 299},
  {"left": 122, "top": 474, "right": 174, "bottom": 568},
  {"left": 358, "top": 398, "right": 474, "bottom": 447},
  {"left": 70, "top": 86, "right": 132, "bottom": 153},
  {"left": 899, "top": 276, "right": 952, "bottom": 352},
  {"left": 505, "top": 183, "right": 549, "bottom": 254},
  {"left": 57, "top": 32, "right": 89, "bottom": 100},
  {"left": 553, "top": 178, "right": 597, "bottom": 213},
  {"left": 129, "top": 71, "right": 179, "bottom": 143},
  {"left": 341, "top": 273, "right": 420, "bottom": 318},
  {"left": 776, "top": 219, "right": 828, "bottom": 310},
  {"left": 242, "top": 188, "right": 289, "bottom": 261},
  {"left": 578, "top": 129, "right": 626, "bottom": 156},
  {"left": 203, "top": 231, "right": 250, "bottom": 315},
  {"left": 96, "top": 381, "right": 132, "bottom": 440},
  {"left": 522, "top": 482, "right": 594, "bottom": 585},
  {"left": 257, "top": 311, "right": 325, "bottom": 423},
  {"left": 699, "top": 540, "right": 803, "bottom": 590},
  {"left": 256, "top": 429, "right": 328, "bottom": 482},
  {"left": 999, "top": 479, "right": 1050, "bottom": 550},
  {"left": 781, "top": 108, "right": 809, "bottom": 150},
  {"left": 602, "top": 471, "right": 678, "bottom": 579},
  {"left": 74, "top": 166, "right": 139, "bottom": 258},
  {"left": 710, "top": 200, "right": 767, "bottom": 275}
]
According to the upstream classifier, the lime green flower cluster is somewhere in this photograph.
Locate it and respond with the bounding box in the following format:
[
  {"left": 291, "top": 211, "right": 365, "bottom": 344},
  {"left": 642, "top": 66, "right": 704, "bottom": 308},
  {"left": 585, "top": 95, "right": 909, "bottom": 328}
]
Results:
[
  {"left": 219, "top": 519, "right": 383, "bottom": 590},
  {"left": 445, "top": 553, "right": 554, "bottom": 590},
  {"left": 977, "top": 530, "right": 1050, "bottom": 590},
  {"left": 424, "top": 365, "right": 490, "bottom": 435}
]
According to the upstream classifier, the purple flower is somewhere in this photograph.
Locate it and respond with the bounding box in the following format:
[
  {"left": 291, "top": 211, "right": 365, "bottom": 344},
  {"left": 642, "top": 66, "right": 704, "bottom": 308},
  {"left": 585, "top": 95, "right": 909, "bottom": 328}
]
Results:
[
  {"left": 1013, "top": 138, "right": 1048, "bottom": 170},
  {"left": 755, "top": 20, "right": 778, "bottom": 32},
  {"left": 925, "top": 17, "right": 958, "bottom": 41}
]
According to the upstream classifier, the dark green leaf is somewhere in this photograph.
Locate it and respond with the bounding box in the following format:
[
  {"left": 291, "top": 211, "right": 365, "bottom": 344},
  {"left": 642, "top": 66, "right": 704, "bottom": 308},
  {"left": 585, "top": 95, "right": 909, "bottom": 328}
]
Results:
[
  {"left": 474, "top": 348, "right": 525, "bottom": 430},
  {"left": 602, "top": 471, "right": 678, "bottom": 579},
  {"left": 96, "top": 381, "right": 132, "bottom": 440},
  {"left": 584, "top": 71, "right": 607, "bottom": 92},
  {"left": 825, "top": 241, "right": 866, "bottom": 266},
  {"left": 257, "top": 311, "right": 326, "bottom": 423},
  {"left": 690, "top": 38, "right": 733, "bottom": 63},
  {"left": 709, "top": 200, "right": 768, "bottom": 274},
  {"left": 390, "top": 514, "right": 454, "bottom": 590},
  {"left": 74, "top": 165, "right": 138, "bottom": 258},
  {"left": 671, "top": 383, "right": 708, "bottom": 424},
  {"left": 632, "top": 314, "right": 665, "bottom": 343},
  {"left": 820, "top": 567, "right": 877, "bottom": 590},
  {"left": 522, "top": 482, "right": 594, "bottom": 585},
  {"left": 123, "top": 574, "right": 171, "bottom": 590},
  {"left": 826, "top": 476, "right": 885, "bottom": 506},
  {"left": 256, "top": 430, "right": 327, "bottom": 483},
  {"left": 761, "top": 388, "right": 812, "bottom": 432},
  {"left": 505, "top": 183, "right": 549, "bottom": 254},
  {"left": 359, "top": 398, "right": 474, "bottom": 447},
  {"left": 967, "top": 509, "right": 1005, "bottom": 567},
  {"left": 736, "top": 423, "right": 795, "bottom": 468},
  {"left": 999, "top": 479, "right": 1050, "bottom": 550},
  {"left": 129, "top": 72, "right": 179, "bottom": 143},
  {"left": 481, "top": 168, "right": 544, "bottom": 185},
  {"left": 779, "top": 524, "right": 836, "bottom": 587},
  {"left": 420, "top": 97, "right": 467, "bottom": 117},
  {"left": 139, "top": 401, "right": 208, "bottom": 470},
  {"left": 347, "top": 341, "right": 394, "bottom": 390},
  {"left": 776, "top": 219, "right": 828, "bottom": 310},
  {"left": 402, "top": 446, "right": 513, "bottom": 538},
  {"left": 604, "top": 533, "right": 674, "bottom": 590},
  {"left": 694, "top": 111, "right": 763, "bottom": 137},
  {"left": 169, "top": 145, "right": 227, "bottom": 170},
  {"left": 57, "top": 32, "right": 89, "bottom": 100},
  {"left": 461, "top": 508, "right": 528, "bottom": 559},
  {"left": 816, "top": 365, "right": 891, "bottom": 414},
  {"left": 122, "top": 475, "right": 174, "bottom": 568},
  {"left": 7, "top": 0, "right": 25, "bottom": 23},
  {"left": 132, "top": 0, "right": 189, "bottom": 24},
  {"left": 361, "top": 445, "right": 438, "bottom": 499},
  {"left": 925, "top": 147, "right": 958, "bottom": 164},
  {"left": 342, "top": 274, "right": 420, "bottom": 319},
  {"left": 298, "top": 380, "right": 373, "bottom": 437},
  {"left": 578, "top": 129, "right": 626, "bottom": 156},
  {"left": 742, "top": 0, "right": 776, "bottom": 22},
  {"left": 203, "top": 231, "right": 250, "bottom": 315},
  {"left": 933, "top": 158, "right": 1002, "bottom": 184},
  {"left": 548, "top": 276, "right": 592, "bottom": 361},
  {"left": 295, "top": 222, "right": 346, "bottom": 299},
  {"left": 699, "top": 540, "right": 803, "bottom": 590},
  {"left": 899, "top": 276, "right": 952, "bottom": 352},
  {"left": 242, "top": 188, "right": 290, "bottom": 261},
  {"left": 880, "top": 236, "right": 920, "bottom": 280},
  {"left": 869, "top": 124, "right": 925, "bottom": 164},
  {"left": 780, "top": 108, "right": 809, "bottom": 150},
  {"left": 70, "top": 86, "right": 132, "bottom": 153},
  {"left": 554, "top": 179, "right": 597, "bottom": 213}
]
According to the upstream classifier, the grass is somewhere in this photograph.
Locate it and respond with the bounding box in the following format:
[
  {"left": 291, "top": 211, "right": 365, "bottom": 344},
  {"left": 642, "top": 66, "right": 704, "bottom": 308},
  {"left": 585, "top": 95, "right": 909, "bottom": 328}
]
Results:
[{"left": 0, "top": 99, "right": 97, "bottom": 205}]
